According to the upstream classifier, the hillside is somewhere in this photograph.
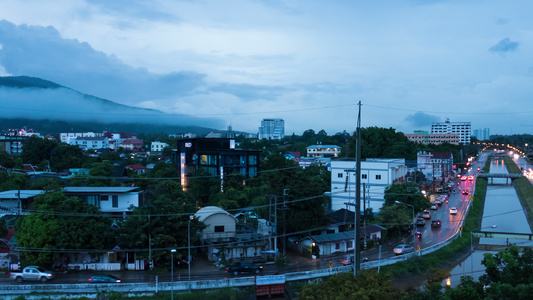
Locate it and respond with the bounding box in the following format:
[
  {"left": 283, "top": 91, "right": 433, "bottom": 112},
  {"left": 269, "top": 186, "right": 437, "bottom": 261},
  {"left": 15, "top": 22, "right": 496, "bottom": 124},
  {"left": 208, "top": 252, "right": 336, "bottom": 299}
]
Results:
[{"left": 0, "top": 76, "right": 224, "bottom": 134}]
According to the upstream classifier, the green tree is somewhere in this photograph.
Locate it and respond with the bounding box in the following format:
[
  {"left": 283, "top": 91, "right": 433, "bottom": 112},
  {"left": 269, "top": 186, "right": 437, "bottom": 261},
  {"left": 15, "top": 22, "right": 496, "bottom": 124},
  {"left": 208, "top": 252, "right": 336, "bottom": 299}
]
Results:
[
  {"left": 480, "top": 245, "right": 533, "bottom": 287},
  {"left": 299, "top": 270, "right": 399, "bottom": 300},
  {"left": 0, "top": 151, "right": 15, "bottom": 168},
  {"left": 117, "top": 180, "right": 201, "bottom": 267},
  {"left": 383, "top": 182, "right": 430, "bottom": 213},
  {"left": 15, "top": 191, "right": 114, "bottom": 267},
  {"left": 21, "top": 136, "right": 57, "bottom": 166},
  {"left": 376, "top": 204, "right": 412, "bottom": 237}
]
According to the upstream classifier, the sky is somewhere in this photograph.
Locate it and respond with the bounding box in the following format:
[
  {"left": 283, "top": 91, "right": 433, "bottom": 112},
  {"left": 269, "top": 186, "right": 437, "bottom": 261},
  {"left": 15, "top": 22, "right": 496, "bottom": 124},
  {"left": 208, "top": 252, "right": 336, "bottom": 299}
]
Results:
[{"left": 0, "top": 0, "right": 532, "bottom": 136}]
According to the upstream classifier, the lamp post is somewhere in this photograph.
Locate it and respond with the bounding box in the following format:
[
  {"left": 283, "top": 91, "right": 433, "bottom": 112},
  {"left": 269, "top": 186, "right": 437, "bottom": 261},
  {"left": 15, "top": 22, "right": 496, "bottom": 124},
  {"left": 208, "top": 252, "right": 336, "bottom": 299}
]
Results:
[
  {"left": 470, "top": 225, "right": 497, "bottom": 253},
  {"left": 188, "top": 215, "right": 194, "bottom": 291},
  {"left": 170, "top": 249, "right": 176, "bottom": 300},
  {"left": 395, "top": 201, "right": 416, "bottom": 253}
]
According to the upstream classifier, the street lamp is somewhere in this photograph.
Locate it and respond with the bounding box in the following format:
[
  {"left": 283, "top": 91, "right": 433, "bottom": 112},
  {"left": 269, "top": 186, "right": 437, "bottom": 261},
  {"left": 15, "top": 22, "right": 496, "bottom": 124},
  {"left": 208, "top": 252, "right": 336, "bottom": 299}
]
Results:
[
  {"left": 188, "top": 215, "right": 194, "bottom": 291},
  {"left": 395, "top": 201, "right": 416, "bottom": 253},
  {"left": 171, "top": 249, "right": 176, "bottom": 300}
]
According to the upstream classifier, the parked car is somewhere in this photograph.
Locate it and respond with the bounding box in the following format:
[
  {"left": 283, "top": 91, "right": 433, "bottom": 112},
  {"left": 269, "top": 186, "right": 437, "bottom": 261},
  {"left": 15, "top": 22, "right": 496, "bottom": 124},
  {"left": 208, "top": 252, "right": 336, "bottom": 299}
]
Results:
[
  {"left": 415, "top": 218, "right": 426, "bottom": 226},
  {"left": 430, "top": 204, "right": 438, "bottom": 210},
  {"left": 422, "top": 210, "right": 431, "bottom": 219},
  {"left": 431, "top": 220, "right": 442, "bottom": 228},
  {"left": 449, "top": 207, "right": 458, "bottom": 215},
  {"left": 9, "top": 266, "right": 54, "bottom": 283},
  {"left": 393, "top": 244, "right": 415, "bottom": 255},
  {"left": 340, "top": 254, "right": 368, "bottom": 265},
  {"left": 88, "top": 274, "right": 121, "bottom": 283},
  {"left": 225, "top": 262, "right": 263, "bottom": 276}
]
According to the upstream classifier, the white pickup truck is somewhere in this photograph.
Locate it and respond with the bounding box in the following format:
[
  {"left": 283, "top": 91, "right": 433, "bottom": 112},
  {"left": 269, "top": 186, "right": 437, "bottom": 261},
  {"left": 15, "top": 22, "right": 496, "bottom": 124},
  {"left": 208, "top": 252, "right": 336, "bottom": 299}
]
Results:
[{"left": 9, "top": 266, "right": 54, "bottom": 283}]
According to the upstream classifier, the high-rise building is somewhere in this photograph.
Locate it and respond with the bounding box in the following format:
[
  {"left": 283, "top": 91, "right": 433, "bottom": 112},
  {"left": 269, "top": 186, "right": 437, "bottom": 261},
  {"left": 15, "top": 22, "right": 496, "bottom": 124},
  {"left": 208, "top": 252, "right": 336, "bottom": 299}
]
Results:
[
  {"left": 258, "top": 118, "right": 285, "bottom": 140},
  {"left": 430, "top": 119, "right": 471, "bottom": 145},
  {"left": 473, "top": 128, "right": 491, "bottom": 141}
]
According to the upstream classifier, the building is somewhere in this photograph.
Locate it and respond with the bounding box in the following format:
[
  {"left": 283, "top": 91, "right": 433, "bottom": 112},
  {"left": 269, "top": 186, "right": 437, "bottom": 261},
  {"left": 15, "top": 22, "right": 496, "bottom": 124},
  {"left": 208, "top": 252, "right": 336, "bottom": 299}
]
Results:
[
  {"left": 120, "top": 138, "right": 144, "bottom": 151},
  {"left": 72, "top": 136, "right": 109, "bottom": 150},
  {"left": 430, "top": 119, "right": 471, "bottom": 145},
  {"left": 0, "top": 187, "right": 143, "bottom": 217},
  {"left": 306, "top": 144, "right": 342, "bottom": 158},
  {"left": 173, "top": 138, "right": 261, "bottom": 190},
  {"left": 417, "top": 151, "right": 454, "bottom": 191},
  {"left": 330, "top": 159, "right": 408, "bottom": 213},
  {"left": 0, "top": 135, "right": 27, "bottom": 155},
  {"left": 151, "top": 141, "right": 169, "bottom": 152},
  {"left": 405, "top": 130, "right": 460, "bottom": 145},
  {"left": 195, "top": 206, "right": 269, "bottom": 262},
  {"left": 258, "top": 118, "right": 285, "bottom": 140},
  {"left": 63, "top": 187, "right": 143, "bottom": 217},
  {"left": 60, "top": 132, "right": 101, "bottom": 144},
  {"left": 473, "top": 128, "right": 491, "bottom": 141}
]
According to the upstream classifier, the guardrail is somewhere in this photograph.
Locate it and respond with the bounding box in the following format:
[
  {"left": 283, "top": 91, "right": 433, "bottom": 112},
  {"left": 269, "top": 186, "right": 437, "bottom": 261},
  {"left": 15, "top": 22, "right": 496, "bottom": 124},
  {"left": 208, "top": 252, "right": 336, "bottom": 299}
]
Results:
[{"left": 0, "top": 196, "right": 472, "bottom": 299}]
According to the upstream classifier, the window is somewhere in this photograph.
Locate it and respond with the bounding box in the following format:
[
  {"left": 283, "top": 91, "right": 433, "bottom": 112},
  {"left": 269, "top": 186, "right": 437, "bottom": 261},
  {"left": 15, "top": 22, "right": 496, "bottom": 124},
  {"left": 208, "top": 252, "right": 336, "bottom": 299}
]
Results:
[
  {"left": 112, "top": 195, "right": 118, "bottom": 208},
  {"left": 362, "top": 174, "right": 367, "bottom": 179},
  {"left": 376, "top": 175, "right": 382, "bottom": 180},
  {"left": 335, "top": 243, "right": 340, "bottom": 250},
  {"left": 101, "top": 195, "right": 109, "bottom": 201},
  {"left": 338, "top": 173, "right": 343, "bottom": 178},
  {"left": 347, "top": 241, "right": 353, "bottom": 249},
  {"left": 214, "top": 225, "right": 224, "bottom": 233}
]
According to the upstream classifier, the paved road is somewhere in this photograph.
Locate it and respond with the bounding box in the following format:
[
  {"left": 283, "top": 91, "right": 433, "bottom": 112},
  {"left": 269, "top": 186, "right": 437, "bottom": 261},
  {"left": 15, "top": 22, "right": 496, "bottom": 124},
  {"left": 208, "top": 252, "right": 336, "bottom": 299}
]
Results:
[{"left": 0, "top": 158, "right": 486, "bottom": 286}]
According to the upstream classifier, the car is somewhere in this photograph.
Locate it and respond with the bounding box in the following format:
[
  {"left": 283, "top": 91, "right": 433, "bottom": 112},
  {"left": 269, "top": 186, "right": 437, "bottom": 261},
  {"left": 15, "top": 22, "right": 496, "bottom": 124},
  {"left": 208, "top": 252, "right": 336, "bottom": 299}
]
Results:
[
  {"left": 9, "top": 266, "right": 54, "bottom": 283},
  {"left": 449, "top": 207, "right": 458, "bottom": 215},
  {"left": 468, "top": 175, "right": 475, "bottom": 181},
  {"left": 422, "top": 210, "right": 431, "bottom": 219},
  {"left": 460, "top": 175, "right": 467, "bottom": 181},
  {"left": 462, "top": 190, "right": 469, "bottom": 195},
  {"left": 225, "top": 262, "right": 263, "bottom": 276},
  {"left": 431, "top": 220, "right": 442, "bottom": 228},
  {"left": 340, "top": 254, "right": 368, "bottom": 265},
  {"left": 393, "top": 244, "right": 415, "bottom": 255},
  {"left": 430, "top": 204, "right": 438, "bottom": 210},
  {"left": 415, "top": 217, "right": 426, "bottom": 226},
  {"left": 88, "top": 274, "right": 121, "bottom": 283}
]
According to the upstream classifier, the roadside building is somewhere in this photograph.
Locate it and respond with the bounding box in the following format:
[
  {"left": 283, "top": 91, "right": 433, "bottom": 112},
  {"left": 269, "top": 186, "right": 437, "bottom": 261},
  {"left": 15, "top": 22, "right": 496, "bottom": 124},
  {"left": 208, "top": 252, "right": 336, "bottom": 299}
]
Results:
[
  {"left": 330, "top": 158, "right": 408, "bottom": 213},
  {"left": 172, "top": 138, "right": 260, "bottom": 190}
]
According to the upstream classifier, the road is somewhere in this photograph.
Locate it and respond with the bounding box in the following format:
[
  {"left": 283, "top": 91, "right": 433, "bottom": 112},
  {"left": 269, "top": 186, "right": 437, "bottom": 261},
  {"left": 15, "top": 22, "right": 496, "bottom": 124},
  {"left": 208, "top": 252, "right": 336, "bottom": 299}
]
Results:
[{"left": 0, "top": 157, "right": 486, "bottom": 286}]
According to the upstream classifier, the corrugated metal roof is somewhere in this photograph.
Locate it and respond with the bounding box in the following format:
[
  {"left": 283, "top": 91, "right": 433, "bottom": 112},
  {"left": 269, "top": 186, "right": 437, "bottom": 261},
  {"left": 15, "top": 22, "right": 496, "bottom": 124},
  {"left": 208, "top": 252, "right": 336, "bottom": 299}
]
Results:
[
  {"left": 310, "top": 231, "right": 354, "bottom": 243},
  {"left": 0, "top": 190, "right": 44, "bottom": 199},
  {"left": 62, "top": 187, "right": 139, "bottom": 193}
]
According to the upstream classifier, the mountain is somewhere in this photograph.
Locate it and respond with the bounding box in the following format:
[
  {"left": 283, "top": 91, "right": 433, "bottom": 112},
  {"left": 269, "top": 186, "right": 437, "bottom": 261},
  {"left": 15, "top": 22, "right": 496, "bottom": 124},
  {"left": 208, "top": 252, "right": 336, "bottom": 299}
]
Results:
[{"left": 0, "top": 76, "right": 223, "bottom": 134}]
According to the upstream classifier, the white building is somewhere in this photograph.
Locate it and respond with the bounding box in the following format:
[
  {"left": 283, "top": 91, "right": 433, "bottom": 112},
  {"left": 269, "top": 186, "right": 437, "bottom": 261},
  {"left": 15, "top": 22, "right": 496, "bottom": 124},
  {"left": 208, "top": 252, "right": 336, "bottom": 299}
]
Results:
[
  {"left": 430, "top": 119, "right": 471, "bottom": 145},
  {"left": 307, "top": 144, "right": 342, "bottom": 158},
  {"left": 151, "top": 141, "right": 169, "bottom": 152},
  {"left": 63, "top": 187, "right": 142, "bottom": 216},
  {"left": 473, "top": 128, "right": 490, "bottom": 141},
  {"left": 60, "top": 132, "right": 100, "bottom": 145},
  {"left": 330, "top": 159, "right": 408, "bottom": 213},
  {"left": 258, "top": 118, "right": 285, "bottom": 140},
  {"left": 72, "top": 136, "right": 109, "bottom": 150}
]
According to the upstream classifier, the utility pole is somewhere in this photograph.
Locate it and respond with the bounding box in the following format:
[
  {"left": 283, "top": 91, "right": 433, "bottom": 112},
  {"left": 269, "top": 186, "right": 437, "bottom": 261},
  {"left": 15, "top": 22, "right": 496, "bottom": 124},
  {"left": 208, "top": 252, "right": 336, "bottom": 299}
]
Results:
[
  {"left": 282, "top": 189, "right": 290, "bottom": 256},
  {"left": 354, "top": 101, "right": 362, "bottom": 276}
]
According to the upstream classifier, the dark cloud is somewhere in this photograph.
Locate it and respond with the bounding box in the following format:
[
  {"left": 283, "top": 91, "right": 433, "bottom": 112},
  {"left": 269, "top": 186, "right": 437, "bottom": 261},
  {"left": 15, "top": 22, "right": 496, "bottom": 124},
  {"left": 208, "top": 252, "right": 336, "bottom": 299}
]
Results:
[
  {"left": 489, "top": 38, "right": 518, "bottom": 53},
  {"left": 0, "top": 20, "right": 206, "bottom": 104},
  {"left": 404, "top": 112, "right": 440, "bottom": 128},
  {"left": 210, "top": 83, "right": 291, "bottom": 101}
]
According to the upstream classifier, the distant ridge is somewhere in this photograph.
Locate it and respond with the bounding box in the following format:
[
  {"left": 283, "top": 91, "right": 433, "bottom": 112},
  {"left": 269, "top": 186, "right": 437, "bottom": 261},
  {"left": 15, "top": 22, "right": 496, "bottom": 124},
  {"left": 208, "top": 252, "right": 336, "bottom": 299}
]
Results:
[
  {"left": 0, "top": 76, "right": 225, "bottom": 133},
  {"left": 0, "top": 76, "right": 62, "bottom": 89}
]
